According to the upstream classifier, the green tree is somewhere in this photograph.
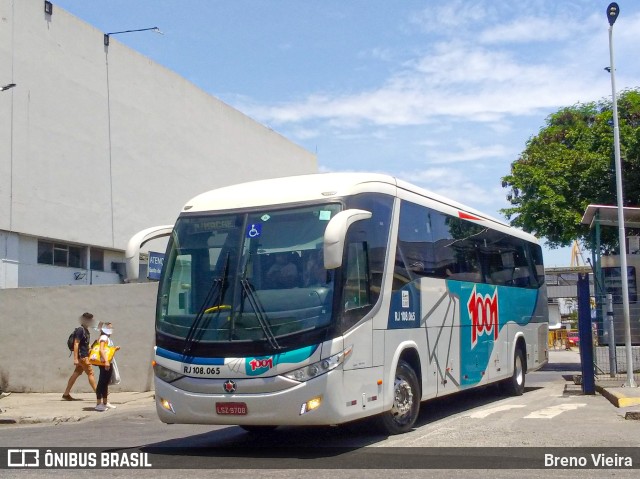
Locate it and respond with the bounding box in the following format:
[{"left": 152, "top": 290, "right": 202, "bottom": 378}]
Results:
[{"left": 501, "top": 89, "right": 640, "bottom": 251}]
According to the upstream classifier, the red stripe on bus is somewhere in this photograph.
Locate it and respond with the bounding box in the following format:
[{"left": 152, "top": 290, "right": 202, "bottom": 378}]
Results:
[{"left": 458, "top": 211, "right": 482, "bottom": 221}]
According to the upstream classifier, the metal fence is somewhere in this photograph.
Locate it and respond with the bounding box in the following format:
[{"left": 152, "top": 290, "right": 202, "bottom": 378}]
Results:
[{"left": 592, "top": 293, "right": 640, "bottom": 382}]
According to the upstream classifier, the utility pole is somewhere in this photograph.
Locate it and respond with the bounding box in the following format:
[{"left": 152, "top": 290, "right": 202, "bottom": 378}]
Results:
[{"left": 606, "top": 2, "right": 636, "bottom": 388}]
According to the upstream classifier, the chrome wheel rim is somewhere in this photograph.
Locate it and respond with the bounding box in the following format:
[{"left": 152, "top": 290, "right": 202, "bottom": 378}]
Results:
[{"left": 391, "top": 377, "right": 414, "bottom": 422}]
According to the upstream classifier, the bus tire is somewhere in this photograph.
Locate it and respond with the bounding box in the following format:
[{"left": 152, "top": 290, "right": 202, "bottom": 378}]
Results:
[
  {"left": 503, "top": 347, "right": 525, "bottom": 396},
  {"left": 377, "top": 360, "right": 420, "bottom": 435},
  {"left": 239, "top": 425, "right": 278, "bottom": 433}
]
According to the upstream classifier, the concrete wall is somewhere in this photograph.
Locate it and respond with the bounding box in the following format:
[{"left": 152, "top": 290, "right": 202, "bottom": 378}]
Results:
[
  {"left": 0, "top": 0, "right": 315, "bottom": 253},
  {"left": 17, "top": 261, "right": 122, "bottom": 287},
  {"left": 0, "top": 283, "right": 158, "bottom": 393}
]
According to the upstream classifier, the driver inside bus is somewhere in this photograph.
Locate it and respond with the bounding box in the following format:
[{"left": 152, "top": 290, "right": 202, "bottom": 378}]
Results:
[{"left": 266, "top": 253, "right": 299, "bottom": 288}]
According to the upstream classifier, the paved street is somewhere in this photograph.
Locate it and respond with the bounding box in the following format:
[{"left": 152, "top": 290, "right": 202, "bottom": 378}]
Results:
[{"left": 1, "top": 351, "right": 638, "bottom": 478}]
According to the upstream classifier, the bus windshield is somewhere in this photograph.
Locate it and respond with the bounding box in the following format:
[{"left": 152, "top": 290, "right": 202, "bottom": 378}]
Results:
[{"left": 156, "top": 203, "right": 342, "bottom": 353}]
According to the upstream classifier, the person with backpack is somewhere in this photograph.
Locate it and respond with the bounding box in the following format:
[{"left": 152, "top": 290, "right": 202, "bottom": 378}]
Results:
[{"left": 62, "top": 312, "right": 97, "bottom": 400}]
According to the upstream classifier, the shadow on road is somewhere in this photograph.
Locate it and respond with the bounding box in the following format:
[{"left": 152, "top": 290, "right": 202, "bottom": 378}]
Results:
[
  {"left": 540, "top": 362, "right": 581, "bottom": 372},
  {"left": 411, "top": 384, "right": 542, "bottom": 427},
  {"left": 132, "top": 354, "right": 578, "bottom": 452},
  {"left": 135, "top": 383, "right": 541, "bottom": 452}
]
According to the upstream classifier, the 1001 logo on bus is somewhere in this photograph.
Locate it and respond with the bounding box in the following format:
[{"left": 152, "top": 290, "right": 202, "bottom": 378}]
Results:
[
  {"left": 249, "top": 357, "right": 273, "bottom": 372},
  {"left": 467, "top": 285, "right": 499, "bottom": 348}
]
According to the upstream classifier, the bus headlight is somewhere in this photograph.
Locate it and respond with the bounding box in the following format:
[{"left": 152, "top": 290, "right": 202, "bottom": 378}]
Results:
[
  {"left": 284, "top": 346, "right": 353, "bottom": 382},
  {"left": 300, "top": 396, "right": 322, "bottom": 415},
  {"left": 160, "top": 398, "right": 176, "bottom": 414},
  {"left": 153, "top": 363, "right": 184, "bottom": 383}
]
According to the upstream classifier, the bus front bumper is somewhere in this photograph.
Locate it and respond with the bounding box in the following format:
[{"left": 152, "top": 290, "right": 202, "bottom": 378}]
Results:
[{"left": 154, "top": 370, "right": 346, "bottom": 426}]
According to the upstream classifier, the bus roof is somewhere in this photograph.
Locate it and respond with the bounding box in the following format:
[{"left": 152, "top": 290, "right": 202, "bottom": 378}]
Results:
[{"left": 182, "top": 173, "right": 539, "bottom": 244}]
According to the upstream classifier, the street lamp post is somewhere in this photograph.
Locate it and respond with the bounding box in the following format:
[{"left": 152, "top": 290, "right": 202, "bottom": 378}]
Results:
[
  {"left": 104, "top": 27, "right": 163, "bottom": 46},
  {"left": 102, "top": 25, "right": 162, "bottom": 247},
  {"left": 1, "top": 83, "right": 16, "bottom": 92},
  {"left": 606, "top": 2, "right": 637, "bottom": 388}
]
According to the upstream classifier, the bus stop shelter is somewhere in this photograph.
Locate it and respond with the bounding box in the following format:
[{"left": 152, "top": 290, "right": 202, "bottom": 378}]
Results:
[
  {"left": 582, "top": 204, "right": 640, "bottom": 230},
  {"left": 581, "top": 204, "right": 640, "bottom": 319},
  {"left": 581, "top": 204, "right": 640, "bottom": 382}
]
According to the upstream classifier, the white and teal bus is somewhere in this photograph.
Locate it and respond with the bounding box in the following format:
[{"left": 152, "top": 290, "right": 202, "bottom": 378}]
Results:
[{"left": 126, "top": 173, "right": 548, "bottom": 434}]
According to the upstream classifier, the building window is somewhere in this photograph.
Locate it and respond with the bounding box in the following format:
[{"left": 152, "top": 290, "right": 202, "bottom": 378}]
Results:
[
  {"left": 37, "top": 241, "right": 86, "bottom": 268},
  {"left": 37, "top": 241, "right": 54, "bottom": 264},
  {"left": 68, "top": 246, "right": 84, "bottom": 268},
  {"left": 90, "top": 248, "right": 104, "bottom": 271},
  {"left": 53, "top": 244, "right": 68, "bottom": 266}
]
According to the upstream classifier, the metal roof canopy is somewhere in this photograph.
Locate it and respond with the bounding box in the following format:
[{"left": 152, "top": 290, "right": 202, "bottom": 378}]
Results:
[{"left": 581, "top": 204, "right": 640, "bottom": 229}]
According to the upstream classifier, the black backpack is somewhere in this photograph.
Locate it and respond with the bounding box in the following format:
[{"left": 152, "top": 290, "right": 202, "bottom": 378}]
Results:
[{"left": 67, "top": 327, "right": 82, "bottom": 351}]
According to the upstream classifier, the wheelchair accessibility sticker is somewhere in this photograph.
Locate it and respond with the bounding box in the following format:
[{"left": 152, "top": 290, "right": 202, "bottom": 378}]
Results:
[{"left": 246, "top": 223, "right": 262, "bottom": 238}]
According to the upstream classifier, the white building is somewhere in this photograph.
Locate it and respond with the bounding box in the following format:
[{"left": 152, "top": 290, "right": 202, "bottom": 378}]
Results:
[{"left": 0, "top": 0, "right": 316, "bottom": 288}]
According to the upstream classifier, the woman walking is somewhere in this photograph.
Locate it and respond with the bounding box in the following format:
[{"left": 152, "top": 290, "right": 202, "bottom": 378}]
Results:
[{"left": 95, "top": 322, "right": 119, "bottom": 412}]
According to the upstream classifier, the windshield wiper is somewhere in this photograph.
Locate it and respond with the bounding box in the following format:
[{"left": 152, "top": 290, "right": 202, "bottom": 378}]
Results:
[
  {"left": 240, "top": 278, "right": 281, "bottom": 351},
  {"left": 238, "top": 252, "right": 281, "bottom": 350},
  {"left": 182, "top": 253, "right": 230, "bottom": 356},
  {"left": 182, "top": 279, "right": 220, "bottom": 355}
]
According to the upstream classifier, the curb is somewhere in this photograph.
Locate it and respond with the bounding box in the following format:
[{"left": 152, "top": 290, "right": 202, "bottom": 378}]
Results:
[
  {"left": 596, "top": 385, "right": 640, "bottom": 408},
  {"left": 19, "top": 416, "right": 88, "bottom": 425},
  {"left": 0, "top": 393, "right": 154, "bottom": 426},
  {"left": 0, "top": 415, "right": 87, "bottom": 425}
]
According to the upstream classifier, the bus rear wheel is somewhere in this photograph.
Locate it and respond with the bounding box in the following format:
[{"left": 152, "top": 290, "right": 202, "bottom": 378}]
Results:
[
  {"left": 377, "top": 360, "right": 420, "bottom": 435},
  {"left": 502, "top": 347, "right": 525, "bottom": 396}
]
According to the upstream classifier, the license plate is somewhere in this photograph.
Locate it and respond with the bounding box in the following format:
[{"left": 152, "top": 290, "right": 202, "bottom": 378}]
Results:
[{"left": 216, "top": 402, "right": 248, "bottom": 415}]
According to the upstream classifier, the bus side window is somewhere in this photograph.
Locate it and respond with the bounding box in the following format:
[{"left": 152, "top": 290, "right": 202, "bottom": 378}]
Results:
[
  {"left": 343, "top": 242, "right": 371, "bottom": 311},
  {"left": 341, "top": 192, "right": 393, "bottom": 332},
  {"left": 167, "top": 253, "right": 192, "bottom": 314}
]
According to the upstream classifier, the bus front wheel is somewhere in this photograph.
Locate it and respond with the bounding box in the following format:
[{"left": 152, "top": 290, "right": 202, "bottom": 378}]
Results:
[
  {"left": 377, "top": 360, "right": 420, "bottom": 435},
  {"left": 503, "top": 347, "right": 525, "bottom": 396}
]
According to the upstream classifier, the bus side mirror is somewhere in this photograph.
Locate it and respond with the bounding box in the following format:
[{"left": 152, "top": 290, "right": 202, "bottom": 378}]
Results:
[
  {"left": 125, "top": 225, "right": 174, "bottom": 282},
  {"left": 323, "top": 209, "right": 372, "bottom": 270}
]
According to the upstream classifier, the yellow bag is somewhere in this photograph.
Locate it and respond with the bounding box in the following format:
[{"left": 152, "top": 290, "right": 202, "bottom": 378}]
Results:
[{"left": 88, "top": 340, "right": 117, "bottom": 366}]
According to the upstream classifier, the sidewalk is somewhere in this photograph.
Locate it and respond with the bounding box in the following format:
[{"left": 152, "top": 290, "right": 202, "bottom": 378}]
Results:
[
  {"left": 0, "top": 391, "right": 155, "bottom": 425},
  {"left": 546, "top": 349, "right": 640, "bottom": 413},
  {"left": 595, "top": 380, "right": 640, "bottom": 409}
]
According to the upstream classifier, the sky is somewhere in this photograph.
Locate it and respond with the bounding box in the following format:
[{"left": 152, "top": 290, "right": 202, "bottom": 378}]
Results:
[{"left": 52, "top": 0, "right": 640, "bottom": 267}]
